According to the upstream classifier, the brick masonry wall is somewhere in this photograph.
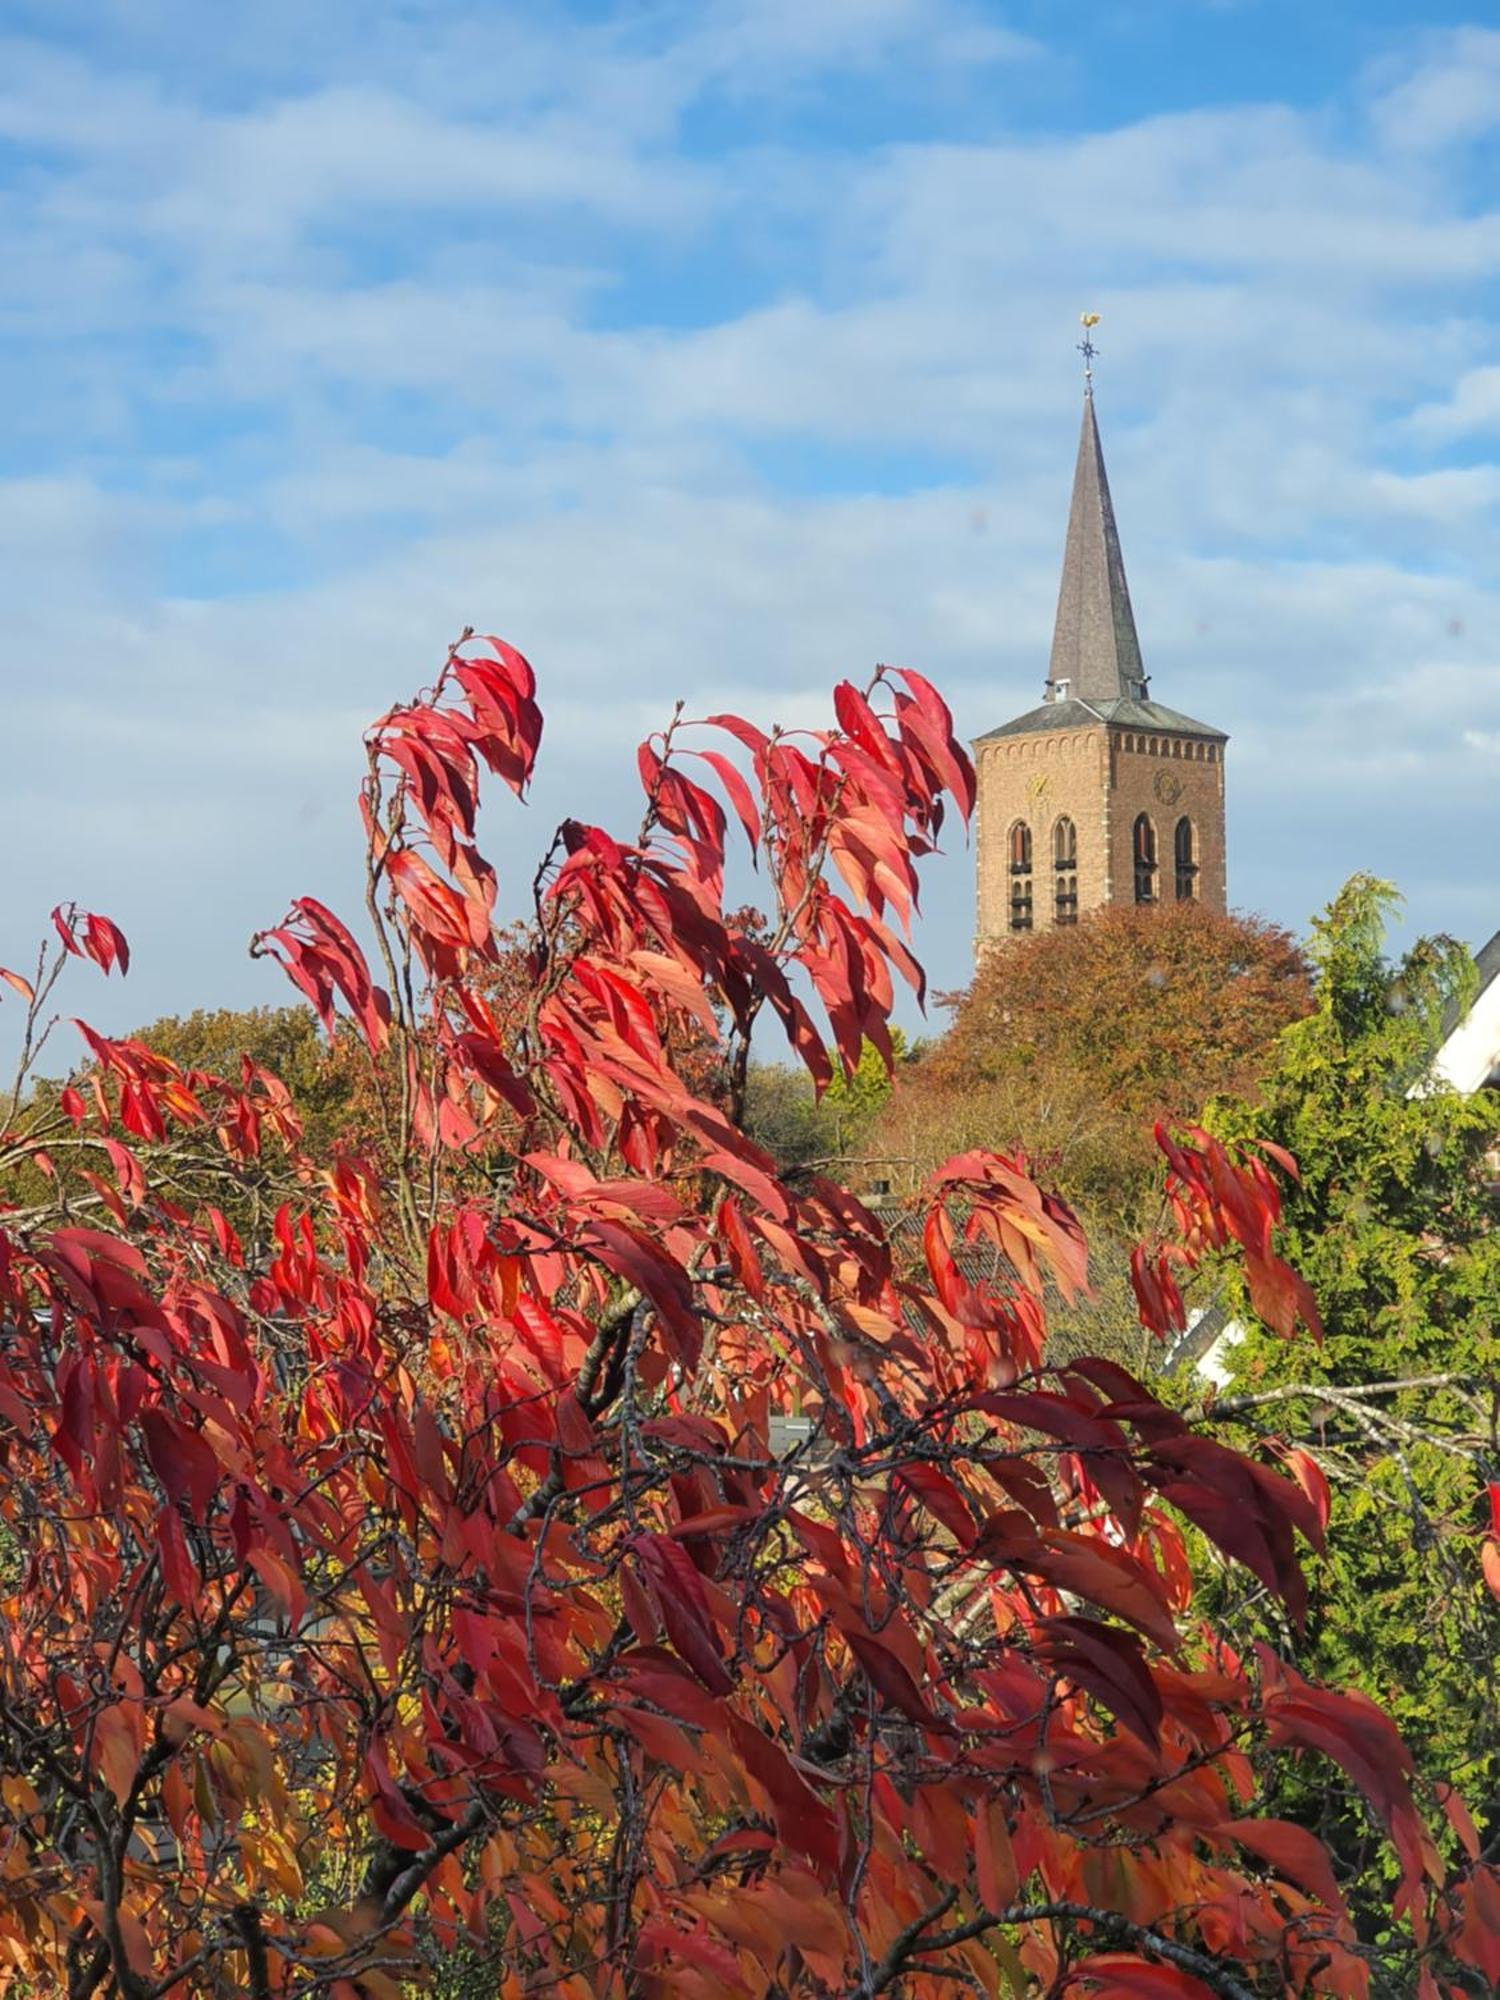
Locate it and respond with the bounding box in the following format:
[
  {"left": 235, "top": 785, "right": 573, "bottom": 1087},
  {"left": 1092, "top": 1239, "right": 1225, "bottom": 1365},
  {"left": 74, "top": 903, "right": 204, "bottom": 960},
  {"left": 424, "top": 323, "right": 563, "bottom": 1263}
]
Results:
[
  {"left": 973, "top": 725, "right": 1226, "bottom": 950},
  {"left": 1107, "top": 730, "right": 1227, "bottom": 913},
  {"left": 975, "top": 726, "right": 1111, "bottom": 946}
]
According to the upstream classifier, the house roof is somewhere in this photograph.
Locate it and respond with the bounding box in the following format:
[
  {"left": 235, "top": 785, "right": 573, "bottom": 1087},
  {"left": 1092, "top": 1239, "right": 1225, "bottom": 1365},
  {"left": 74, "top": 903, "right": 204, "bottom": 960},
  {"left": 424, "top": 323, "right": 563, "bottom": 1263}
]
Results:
[
  {"left": 1439, "top": 929, "right": 1500, "bottom": 1039},
  {"left": 1472, "top": 928, "right": 1500, "bottom": 1001}
]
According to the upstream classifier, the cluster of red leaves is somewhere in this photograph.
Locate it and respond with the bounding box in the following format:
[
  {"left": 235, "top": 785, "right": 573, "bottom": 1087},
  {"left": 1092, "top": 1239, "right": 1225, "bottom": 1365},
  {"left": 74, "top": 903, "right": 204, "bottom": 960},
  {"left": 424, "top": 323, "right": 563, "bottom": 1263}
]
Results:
[
  {"left": 5, "top": 1008, "right": 304, "bottom": 1234},
  {"left": 51, "top": 902, "right": 132, "bottom": 979},
  {"left": 0, "top": 642, "right": 1496, "bottom": 2000}
]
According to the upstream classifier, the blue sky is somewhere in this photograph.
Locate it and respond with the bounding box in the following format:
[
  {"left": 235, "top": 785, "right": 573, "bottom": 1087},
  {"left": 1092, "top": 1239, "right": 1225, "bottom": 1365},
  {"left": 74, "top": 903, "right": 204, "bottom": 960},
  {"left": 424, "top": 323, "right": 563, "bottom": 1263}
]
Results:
[{"left": 3, "top": 0, "right": 1499, "bottom": 1049}]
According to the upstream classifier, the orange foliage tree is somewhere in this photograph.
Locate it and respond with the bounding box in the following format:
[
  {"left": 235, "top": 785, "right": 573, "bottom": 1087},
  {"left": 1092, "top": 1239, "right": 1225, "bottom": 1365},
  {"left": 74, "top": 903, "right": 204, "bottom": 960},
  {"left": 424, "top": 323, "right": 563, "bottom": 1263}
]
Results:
[
  {"left": 0, "top": 636, "right": 1496, "bottom": 1999},
  {"left": 876, "top": 905, "right": 1312, "bottom": 1223}
]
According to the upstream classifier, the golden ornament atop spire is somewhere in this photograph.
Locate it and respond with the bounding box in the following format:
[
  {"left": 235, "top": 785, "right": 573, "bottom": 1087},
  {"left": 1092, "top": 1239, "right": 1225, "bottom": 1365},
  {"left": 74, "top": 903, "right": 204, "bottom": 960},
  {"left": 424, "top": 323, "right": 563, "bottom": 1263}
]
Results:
[{"left": 1078, "top": 311, "right": 1101, "bottom": 390}]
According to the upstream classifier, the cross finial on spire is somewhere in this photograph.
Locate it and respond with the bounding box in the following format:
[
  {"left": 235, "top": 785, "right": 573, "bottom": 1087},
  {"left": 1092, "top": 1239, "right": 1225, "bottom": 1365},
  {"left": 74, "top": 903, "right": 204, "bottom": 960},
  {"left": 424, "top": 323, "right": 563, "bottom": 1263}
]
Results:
[{"left": 1078, "top": 311, "right": 1100, "bottom": 392}]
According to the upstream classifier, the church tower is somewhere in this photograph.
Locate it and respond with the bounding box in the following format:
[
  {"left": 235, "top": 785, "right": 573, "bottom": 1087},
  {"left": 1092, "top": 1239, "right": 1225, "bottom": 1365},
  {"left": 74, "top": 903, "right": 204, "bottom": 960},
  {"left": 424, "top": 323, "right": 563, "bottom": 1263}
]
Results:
[{"left": 973, "top": 355, "right": 1227, "bottom": 950}]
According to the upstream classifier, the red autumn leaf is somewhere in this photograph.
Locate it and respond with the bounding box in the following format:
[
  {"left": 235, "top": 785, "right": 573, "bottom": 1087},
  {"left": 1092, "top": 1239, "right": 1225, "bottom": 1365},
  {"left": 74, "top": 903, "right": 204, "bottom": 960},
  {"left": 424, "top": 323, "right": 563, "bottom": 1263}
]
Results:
[
  {"left": 1245, "top": 1249, "right": 1324, "bottom": 1343},
  {"left": 1013, "top": 1529, "right": 1180, "bottom": 1654},
  {"left": 685, "top": 747, "right": 761, "bottom": 854},
  {"left": 631, "top": 1533, "right": 732, "bottom": 1695},
  {"left": 1037, "top": 1615, "right": 1164, "bottom": 1749},
  {"left": 1259, "top": 1650, "right": 1437, "bottom": 1914},
  {"left": 888, "top": 667, "right": 976, "bottom": 821},
  {"left": 84, "top": 913, "right": 130, "bottom": 976},
  {"left": 254, "top": 896, "right": 391, "bottom": 1051},
  {"left": 363, "top": 1742, "right": 431, "bottom": 1853},
  {"left": 635, "top": 1918, "right": 745, "bottom": 1984},
  {"left": 1219, "top": 1816, "right": 1346, "bottom": 1916},
  {"left": 894, "top": 1462, "right": 977, "bottom": 1544},
  {"left": 1068, "top": 1958, "right": 1218, "bottom": 1999},
  {"left": 247, "top": 1547, "right": 308, "bottom": 1632},
  {"left": 50, "top": 905, "right": 83, "bottom": 958},
  {"left": 1438, "top": 1782, "right": 1481, "bottom": 1862},
  {"left": 668, "top": 1505, "right": 760, "bottom": 1539},
  {"left": 1254, "top": 1137, "right": 1302, "bottom": 1182},
  {"left": 843, "top": 1628, "right": 945, "bottom": 1732},
  {"left": 92, "top": 1704, "right": 141, "bottom": 1808},
  {"left": 51, "top": 905, "right": 130, "bottom": 975},
  {"left": 1282, "top": 1447, "right": 1331, "bottom": 1536},
  {"left": 1452, "top": 1865, "right": 1500, "bottom": 1986},
  {"left": 155, "top": 1503, "right": 198, "bottom": 1608},
  {"left": 0, "top": 637, "right": 1482, "bottom": 2000},
  {"left": 724, "top": 1712, "right": 841, "bottom": 1881},
  {"left": 103, "top": 1138, "right": 146, "bottom": 1211},
  {"left": 139, "top": 1409, "right": 221, "bottom": 1522}
]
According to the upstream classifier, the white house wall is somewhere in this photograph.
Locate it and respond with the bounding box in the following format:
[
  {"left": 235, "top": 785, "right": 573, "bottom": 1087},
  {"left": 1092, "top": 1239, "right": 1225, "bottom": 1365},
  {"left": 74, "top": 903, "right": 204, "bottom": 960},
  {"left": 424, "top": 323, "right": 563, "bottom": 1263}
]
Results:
[{"left": 1431, "top": 974, "right": 1500, "bottom": 1096}]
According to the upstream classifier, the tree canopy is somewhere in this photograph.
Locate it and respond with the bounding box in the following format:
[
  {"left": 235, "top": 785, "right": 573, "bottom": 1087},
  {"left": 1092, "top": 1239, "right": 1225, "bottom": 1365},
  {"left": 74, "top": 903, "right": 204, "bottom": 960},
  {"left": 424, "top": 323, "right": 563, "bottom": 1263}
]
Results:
[
  {"left": 878, "top": 903, "right": 1312, "bottom": 1228},
  {"left": 744, "top": 1030, "right": 913, "bottom": 1174},
  {"left": 0, "top": 652, "right": 1495, "bottom": 1999},
  {"left": 129, "top": 1006, "right": 361, "bottom": 1158},
  {"left": 1201, "top": 876, "right": 1500, "bottom": 1926}
]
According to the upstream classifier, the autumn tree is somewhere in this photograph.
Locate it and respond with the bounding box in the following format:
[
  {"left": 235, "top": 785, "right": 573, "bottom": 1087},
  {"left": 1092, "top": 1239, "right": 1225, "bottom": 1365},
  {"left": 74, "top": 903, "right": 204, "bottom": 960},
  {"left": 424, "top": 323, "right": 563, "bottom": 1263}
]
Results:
[
  {"left": 3, "top": 1002, "right": 371, "bottom": 1242},
  {"left": 129, "top": 1007, "right": 360, "bottom": 1157},
  {"left": 1199, "top": 877, "right": 1500, "bottom": 1929},
  {"left": 878, "top": 903, "right": 1311, "bottom": 1228},
  {"left": 0, "top": 936, "right": 316, "bottom": 1250},
  {"left": 745, "top": 1030, "right": 914, "bottom": 1175},
  {"left": 0, "top": 647, "right": 1496, "bottom": 2000}
]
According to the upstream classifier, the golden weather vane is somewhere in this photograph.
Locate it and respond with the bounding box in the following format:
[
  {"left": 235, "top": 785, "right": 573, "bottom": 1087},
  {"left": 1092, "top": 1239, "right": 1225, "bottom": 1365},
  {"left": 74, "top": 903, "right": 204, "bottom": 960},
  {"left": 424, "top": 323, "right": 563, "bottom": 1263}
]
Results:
[{"left": 1078, "top": 311, "right": 1101, "bottom": 389}]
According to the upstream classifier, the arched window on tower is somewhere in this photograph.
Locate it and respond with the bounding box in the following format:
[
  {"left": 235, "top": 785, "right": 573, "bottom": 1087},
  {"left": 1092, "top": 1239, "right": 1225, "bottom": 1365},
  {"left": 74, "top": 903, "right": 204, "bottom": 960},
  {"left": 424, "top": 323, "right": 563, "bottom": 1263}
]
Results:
[
  {"left": 1174, "top": 816, "right": 1198, "bottom": 901},
  {"left": 1008, "top": 820, "right": 1033, "bottom": 932},
  {"left": 1053, "top": 816, "right": 1078, "bottom": 926},
  {"left": 1133, "top": 813, "right": 1158, "bottom": 905}
]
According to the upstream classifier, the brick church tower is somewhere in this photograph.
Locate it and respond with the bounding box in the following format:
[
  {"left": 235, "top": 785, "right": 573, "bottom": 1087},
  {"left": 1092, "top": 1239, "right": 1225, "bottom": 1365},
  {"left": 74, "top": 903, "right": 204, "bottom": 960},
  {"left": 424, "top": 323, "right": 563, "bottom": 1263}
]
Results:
[{"left": 973, "top": 374, "right": 1227, "bottom": 950}]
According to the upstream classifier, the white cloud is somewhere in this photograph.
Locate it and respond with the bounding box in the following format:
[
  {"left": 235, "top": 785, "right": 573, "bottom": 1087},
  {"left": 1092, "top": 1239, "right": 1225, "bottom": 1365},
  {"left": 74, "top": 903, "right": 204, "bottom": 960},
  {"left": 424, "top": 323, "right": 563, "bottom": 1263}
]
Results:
[
  {"left": 860, "top": 110, "right": 1500, "bottom": 290},
  {"left": 148, "top": 87, "right": 712, "bottom": 249},
  {"left": 1369, "top": 27, "right": 1500, "bottom": 152},
  {"left": 1, "top": 7, "right": 1499, "bottom": 1057},
  {"left": 1406, "top": 364, "right": 1500, "bottom": 440},
  {"left": 668, "top": 0, "right": 1040, "bottom": 87}
]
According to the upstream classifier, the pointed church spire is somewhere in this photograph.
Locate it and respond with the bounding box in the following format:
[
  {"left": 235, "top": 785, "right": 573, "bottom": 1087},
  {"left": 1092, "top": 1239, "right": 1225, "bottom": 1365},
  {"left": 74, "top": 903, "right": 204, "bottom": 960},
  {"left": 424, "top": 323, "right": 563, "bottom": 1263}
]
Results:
[{"left": 1046, "top": 347, "right": 1146, "bottom": 708}]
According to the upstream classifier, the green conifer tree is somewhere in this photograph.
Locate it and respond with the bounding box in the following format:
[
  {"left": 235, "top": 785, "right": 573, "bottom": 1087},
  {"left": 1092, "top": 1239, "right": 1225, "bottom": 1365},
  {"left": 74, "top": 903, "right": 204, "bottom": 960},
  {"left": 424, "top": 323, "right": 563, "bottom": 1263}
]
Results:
[{"left": 1204, "top": 876, "right": 1500, "bottom": 1923}]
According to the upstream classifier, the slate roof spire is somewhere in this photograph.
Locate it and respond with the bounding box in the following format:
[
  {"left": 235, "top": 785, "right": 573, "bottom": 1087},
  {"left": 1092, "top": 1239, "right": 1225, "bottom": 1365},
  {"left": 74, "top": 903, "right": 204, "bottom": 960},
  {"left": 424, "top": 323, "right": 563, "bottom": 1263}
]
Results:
[{"left": 1046, "top": 383, "right": 1147, "bottom": 707}]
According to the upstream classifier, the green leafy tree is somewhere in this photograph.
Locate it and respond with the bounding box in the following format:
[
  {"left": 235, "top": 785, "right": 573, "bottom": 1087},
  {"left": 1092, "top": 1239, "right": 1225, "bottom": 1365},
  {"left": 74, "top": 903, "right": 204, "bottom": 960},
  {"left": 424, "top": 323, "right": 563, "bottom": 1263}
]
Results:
[
  {"left": 1202, "top": 876, "right": 1500, "bottom": 1917},
  {"left": 822, "top": 1026, "right": 912, "bottom": 1151},
  {"left": 745, "top": 1030, "right": 911, "bottom": 1173}
]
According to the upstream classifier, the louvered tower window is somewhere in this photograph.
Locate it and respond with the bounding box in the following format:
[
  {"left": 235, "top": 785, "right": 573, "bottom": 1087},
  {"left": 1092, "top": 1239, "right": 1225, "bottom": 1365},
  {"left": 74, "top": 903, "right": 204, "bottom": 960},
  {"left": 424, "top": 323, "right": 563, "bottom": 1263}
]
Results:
[
  {"left": 1174, "top": 816, "right": 1198, "bottom": 901},
  {"left": 1053, "top": 816, "right": 1078, "bottom": 926},
  {"left": 1133, "top": 814, "right": 1158, "bottom": 905},
  {"left": 1008, "top": 821, "right": 1033, "bottom": 932}
]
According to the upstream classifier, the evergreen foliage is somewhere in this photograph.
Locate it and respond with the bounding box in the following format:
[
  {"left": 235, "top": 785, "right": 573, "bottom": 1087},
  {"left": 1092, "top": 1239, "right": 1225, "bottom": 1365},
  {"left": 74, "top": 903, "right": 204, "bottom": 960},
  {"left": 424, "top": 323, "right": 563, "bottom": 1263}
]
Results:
[{"left": 1203, "top": 876, "right": 1500, "bottom": 1917}]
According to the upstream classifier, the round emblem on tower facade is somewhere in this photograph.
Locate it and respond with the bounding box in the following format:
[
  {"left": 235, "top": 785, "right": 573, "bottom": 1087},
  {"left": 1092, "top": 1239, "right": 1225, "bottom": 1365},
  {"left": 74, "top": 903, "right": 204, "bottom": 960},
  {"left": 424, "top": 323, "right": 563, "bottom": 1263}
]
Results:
[{"left": 1153, "top": 768, "right": 1183, "bottom": 807}]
